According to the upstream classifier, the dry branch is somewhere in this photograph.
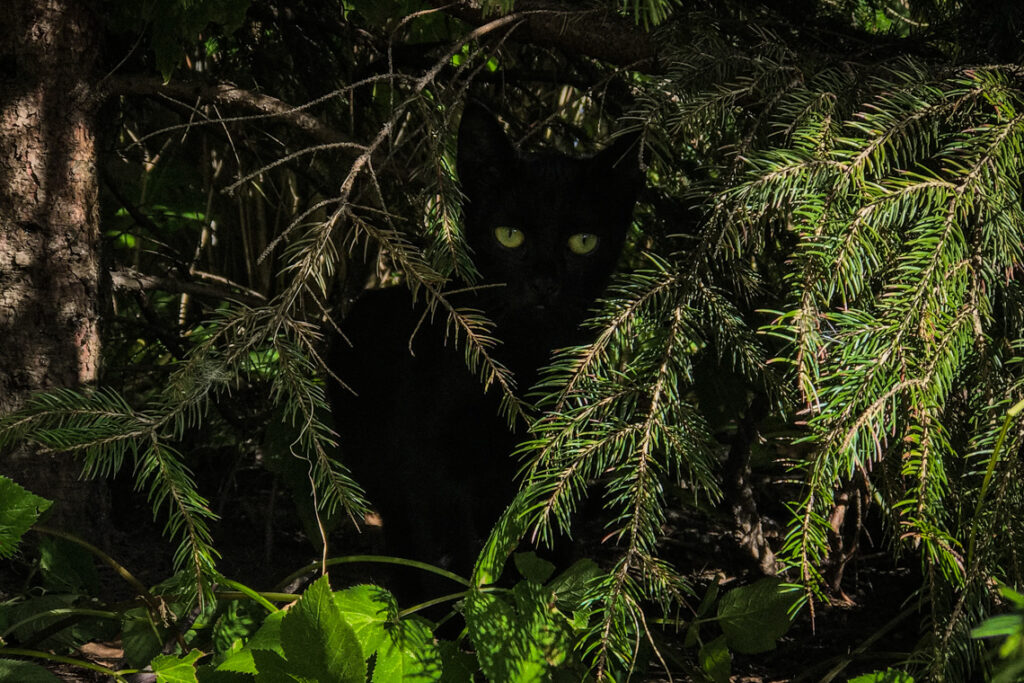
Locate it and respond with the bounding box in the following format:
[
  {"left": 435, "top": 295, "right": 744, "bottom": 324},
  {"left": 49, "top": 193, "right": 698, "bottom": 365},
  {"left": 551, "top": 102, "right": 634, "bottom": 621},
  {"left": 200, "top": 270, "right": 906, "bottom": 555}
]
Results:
[
  {"left": 106, "top": 75, "right": 352, "bottom": 146},
  {"left": 110, "top": 267, "right": 266, "bottom": 307}
]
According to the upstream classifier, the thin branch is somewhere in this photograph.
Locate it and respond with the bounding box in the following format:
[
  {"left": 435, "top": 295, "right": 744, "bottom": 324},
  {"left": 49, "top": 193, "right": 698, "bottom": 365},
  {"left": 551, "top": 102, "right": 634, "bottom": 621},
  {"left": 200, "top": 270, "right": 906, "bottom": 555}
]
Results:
[
  {"left": 107, "top": 75, "right": 356, "bottom": 145},
  {"left": 109, "top": 268, "right": 266, "bottom": 307}
]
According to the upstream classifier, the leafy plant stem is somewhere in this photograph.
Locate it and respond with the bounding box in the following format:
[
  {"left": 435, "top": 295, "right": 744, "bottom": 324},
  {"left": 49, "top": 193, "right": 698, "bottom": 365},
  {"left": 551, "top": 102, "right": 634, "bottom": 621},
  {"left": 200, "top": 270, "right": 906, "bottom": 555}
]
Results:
[
  {"left": 0, "top": 608, "right": 119, "bottom": 641},
  {"left": 397, "top": 585, "right": 505, "bottom": 619},
  {"left": 32, "top": 525, "right": 160, "bottom": 610},
  {"left": 0, "top": 647, "right": 137, "bottom": 681},
  {"left": 214, "top": 590, "right": 297, "bottom": 606},
  {"left": 273, "top": 554, "right": 472, "bottom": 592},
  {"left": 397, "top": 591, "right": 470, "bottom": 618},
  {"left": 215, "top": 578, "right": 282, "bottom": 613}
]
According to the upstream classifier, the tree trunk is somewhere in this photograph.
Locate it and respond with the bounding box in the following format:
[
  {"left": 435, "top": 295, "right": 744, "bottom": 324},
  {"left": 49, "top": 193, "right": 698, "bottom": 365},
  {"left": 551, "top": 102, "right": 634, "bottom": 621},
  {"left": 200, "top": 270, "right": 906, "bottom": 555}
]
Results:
[{"left": 0, "top": 0, "right": 107, "bottom": 537}]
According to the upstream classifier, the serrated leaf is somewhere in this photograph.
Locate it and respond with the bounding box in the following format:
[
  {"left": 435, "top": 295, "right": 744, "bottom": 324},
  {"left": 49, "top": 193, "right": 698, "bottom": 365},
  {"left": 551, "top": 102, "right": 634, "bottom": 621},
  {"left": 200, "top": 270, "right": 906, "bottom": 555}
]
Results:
[
  {"left": 464, "top": 588, "right": 562, "bottom": 682},
  {"left": 194, "top": 665, "right": 250, "bottom": 683},
  {"left": 334, "top": 584, "right": 395, "bottom": 660},
  {"left": 211, "top": 601, "right": 262, "bottom": 659},
  {"left": 39, "top": 536, "right": 99, "bottom": 594},
  {"left": 716, "top": 578, "right": 797, "bottom": 654},
  {"left": 251, "top": 648, "right": 311, "bottom": 683},
  {"left": 122, "top": 606, "right": 166, "bottom": 669},
  {"left": 279, "top": 576, "right": 364, "bottom": 682},
  {"left": 698, "top": 634, "right": 731, "bottom": 683},
  {"left": 547, "top": 559, "right": 601, "bottom": 610},
  {"left": 153, "top": 648, "right": 204, "bottom": 683},
  {"left": 513, "top": 552, "right": 555, "bottom": 584},
  {"left": 216, "top": 609, "right": 285, "bottom": 674},
  {"left": 333, "top": 584, "right": 441, "bottom": 682},
  {"left": 570, "top": 609, "right": 590, "bottom": 632},
  {"left": 371, "top": 615, "right": 442, "bottom": 682},
  {"left": 0, "top": 476, "right": 51, "bottom": 558},
  {"left": 464, "top": 591, "right": 517, "bottom": 681},
  {"left": 437, "top": 640, "right": 476, "bottom": 682}
]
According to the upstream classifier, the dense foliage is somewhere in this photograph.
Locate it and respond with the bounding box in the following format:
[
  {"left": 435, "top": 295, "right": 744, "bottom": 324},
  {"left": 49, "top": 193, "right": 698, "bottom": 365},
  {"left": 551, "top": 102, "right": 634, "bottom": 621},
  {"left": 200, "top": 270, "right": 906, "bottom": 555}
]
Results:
[{"left": 3, "top": 0, "right": 1024, "bottom": 680}]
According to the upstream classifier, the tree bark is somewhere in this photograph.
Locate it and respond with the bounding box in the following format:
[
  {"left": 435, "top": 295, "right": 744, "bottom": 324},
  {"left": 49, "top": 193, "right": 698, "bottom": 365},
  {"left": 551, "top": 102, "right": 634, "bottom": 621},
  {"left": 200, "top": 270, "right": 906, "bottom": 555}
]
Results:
[{"left": 0, "top": 0, "right": 106, "bottom": 537}]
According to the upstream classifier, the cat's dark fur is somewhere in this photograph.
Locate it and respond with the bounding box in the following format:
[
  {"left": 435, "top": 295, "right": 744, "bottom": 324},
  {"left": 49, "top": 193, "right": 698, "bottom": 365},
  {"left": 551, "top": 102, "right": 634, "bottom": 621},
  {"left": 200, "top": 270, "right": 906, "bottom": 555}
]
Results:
[{"left": 329, "top": 103, "right": 639, "bottom": 600}]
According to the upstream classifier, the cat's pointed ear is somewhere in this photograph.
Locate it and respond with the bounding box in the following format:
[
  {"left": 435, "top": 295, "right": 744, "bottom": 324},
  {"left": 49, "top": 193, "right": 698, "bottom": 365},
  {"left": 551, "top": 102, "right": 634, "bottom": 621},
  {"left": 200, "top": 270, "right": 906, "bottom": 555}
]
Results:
[{"left": 457, "top": 102, "right": 515, "bottom": 197}]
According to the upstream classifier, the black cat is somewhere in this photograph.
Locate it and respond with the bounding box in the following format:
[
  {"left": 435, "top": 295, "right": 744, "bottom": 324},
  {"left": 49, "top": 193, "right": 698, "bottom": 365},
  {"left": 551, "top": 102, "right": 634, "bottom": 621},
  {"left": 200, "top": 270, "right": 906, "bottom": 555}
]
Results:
[{"left": 329, "top": 103, "right": 639, "bottom": 602}]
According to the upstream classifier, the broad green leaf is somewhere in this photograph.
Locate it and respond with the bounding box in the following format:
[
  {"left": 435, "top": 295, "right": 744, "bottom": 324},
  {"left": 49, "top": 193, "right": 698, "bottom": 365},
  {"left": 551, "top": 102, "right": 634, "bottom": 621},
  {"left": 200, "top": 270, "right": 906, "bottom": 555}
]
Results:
[
  {"left": 194, "top": 665, "right": 251, "bottom": 683},
  {"left": 279, "top": 576, "right": 364, "bottom": 682},
  {"left": 437, "top": 640, "right": 476, "bottom": 682},
  {"left": 216, "top": 610, "right": 285, "bottom": 674},
  {"left": 547, "top": 559, "right": 601, "bottom": 611},
  {"left": 211, "top": 600, "right": 262, "bottom": 659},
  {"left": 683, "top": 622, "right": 700, "bottom": 649},
  {"left": 371, "top": 615, "right": 442, "bottom": 682},
  {"left": 334, "top": 584, "right": 394, "bottom": 660},
  {"left": 510, "top": 581, "right": 570, "bottom": 669},
  {"left": 716, "top": 578, "right": 798, "bottom": 654},
  {"left": 464, "top": 591, "right": 519, "bottom": 682},
  {"left": 333, "top": 584, "right": 441, "bottom": 682},
  {"left": 239, "top": 602, "right": 285, "bottom": 654},
  {"left": 0, "top": 476, "right": 51, "bottom": 558},
  {"left": 514, "top": 552, "right": 555, "bottom": 584},
  {"left": 570, "top": 610, "right": 590, "bottom": 632},
  {"left": 153, "top": 648, "right": 204, "bottom": 683},
  {"left": 695, "top": 582, "right": 720, "bottom": 618},
  {"left": 38, "top": 536, "right": 99, "bottom": 594},
  {"left": 698, "top": 634, "right": 731, "bottom": 683},
  {"left": 464, "top": 587, "right": 561, "bottom": 683},
  {"left": 2, "top": 594, "right": 91, "bottom": 650},
  {"left": 122, "top": 606, "right": 167, "bottom": 669},
  {"left": 251, "top": 648, "right": 311, "bottom": 683},
  {"left": 0, "top": 659, "right": 60, "bottom": 682}
]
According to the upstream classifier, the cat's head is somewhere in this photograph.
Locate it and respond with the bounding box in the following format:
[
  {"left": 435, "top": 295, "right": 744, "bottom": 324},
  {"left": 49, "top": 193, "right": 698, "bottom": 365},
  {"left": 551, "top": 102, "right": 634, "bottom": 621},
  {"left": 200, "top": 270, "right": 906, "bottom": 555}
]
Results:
[{"left": 456, "top": 103, "right": 640, "bottom": 341}]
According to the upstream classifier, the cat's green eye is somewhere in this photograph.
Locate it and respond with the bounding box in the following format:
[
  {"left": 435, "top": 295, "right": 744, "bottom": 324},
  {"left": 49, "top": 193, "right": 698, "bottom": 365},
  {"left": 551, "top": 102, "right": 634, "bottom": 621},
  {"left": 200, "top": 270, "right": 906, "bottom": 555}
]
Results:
[
  {"left": 494, "top": 226, "right": 525, "bottom": 249},
  {"left": 567, "top": 233, "right": 599, "bottom": 255}
]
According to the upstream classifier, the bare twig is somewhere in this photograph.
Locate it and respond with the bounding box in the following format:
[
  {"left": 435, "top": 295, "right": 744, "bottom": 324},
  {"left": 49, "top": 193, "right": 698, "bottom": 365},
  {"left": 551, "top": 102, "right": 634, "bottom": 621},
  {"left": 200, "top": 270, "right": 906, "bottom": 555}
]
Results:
[
  {"left": 110, "top": 267, "right": 266, "bottom": 306},
  {"left": 107, "top": 75, "right": 357, "bottom": 145}
]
